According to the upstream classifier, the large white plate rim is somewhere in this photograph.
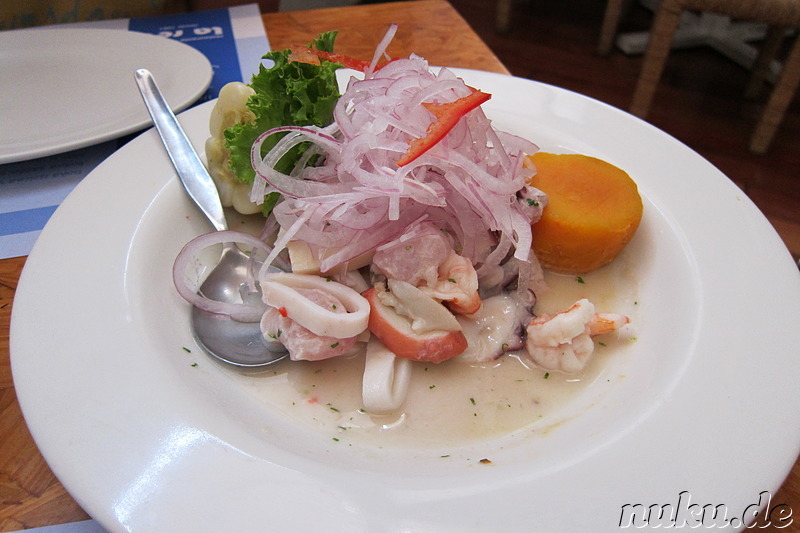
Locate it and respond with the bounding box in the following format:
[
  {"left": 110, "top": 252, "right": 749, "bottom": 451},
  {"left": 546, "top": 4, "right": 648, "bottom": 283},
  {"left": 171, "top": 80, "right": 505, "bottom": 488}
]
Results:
[{"left": 10, "top": 68, "right": 800, "bottom": 531}]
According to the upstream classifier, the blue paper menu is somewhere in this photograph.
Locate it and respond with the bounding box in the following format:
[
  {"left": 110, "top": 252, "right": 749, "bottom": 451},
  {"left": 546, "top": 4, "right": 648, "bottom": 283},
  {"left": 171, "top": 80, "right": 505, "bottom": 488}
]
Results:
[
  {"left": 0, "top": 4, "right": 270, "bottom": 260},
  {"left": 129, "top": 5, "right": 269, "bottom": 104},
  {"left": 131, "top": 8, "right": 243, "bottom": 103}
]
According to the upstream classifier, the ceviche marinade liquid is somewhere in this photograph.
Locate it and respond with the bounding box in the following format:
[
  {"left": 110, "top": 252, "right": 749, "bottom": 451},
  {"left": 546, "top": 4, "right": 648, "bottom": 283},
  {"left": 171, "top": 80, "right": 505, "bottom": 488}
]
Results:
[{"left": 233, "top": 256, "right": 638, "bottom": 449}]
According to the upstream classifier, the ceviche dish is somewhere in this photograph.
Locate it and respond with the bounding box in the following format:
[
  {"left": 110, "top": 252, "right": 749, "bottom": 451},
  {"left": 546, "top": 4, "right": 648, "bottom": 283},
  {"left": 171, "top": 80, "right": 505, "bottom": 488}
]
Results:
[{"left": 174, "top": 27, "right": 643, "bottom": 447}]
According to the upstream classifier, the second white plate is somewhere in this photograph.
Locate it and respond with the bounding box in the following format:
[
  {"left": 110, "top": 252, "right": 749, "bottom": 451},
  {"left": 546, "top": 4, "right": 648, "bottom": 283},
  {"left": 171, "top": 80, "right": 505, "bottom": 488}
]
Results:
[{"left": 0, "top": 28, "right": 212, "bottom": 164}]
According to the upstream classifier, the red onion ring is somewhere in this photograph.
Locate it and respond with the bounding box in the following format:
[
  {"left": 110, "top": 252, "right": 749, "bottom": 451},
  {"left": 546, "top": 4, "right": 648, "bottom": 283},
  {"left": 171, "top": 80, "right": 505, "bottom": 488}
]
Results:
[{"left": 172, "top": 230, "right": 273, "bottom": 322}]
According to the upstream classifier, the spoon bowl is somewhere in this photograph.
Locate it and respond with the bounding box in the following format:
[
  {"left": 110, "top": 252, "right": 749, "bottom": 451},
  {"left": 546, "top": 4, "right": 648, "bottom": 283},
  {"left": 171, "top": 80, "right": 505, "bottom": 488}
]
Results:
[{"left": 135, "top": 68, "right": 287, "bottom": 368}]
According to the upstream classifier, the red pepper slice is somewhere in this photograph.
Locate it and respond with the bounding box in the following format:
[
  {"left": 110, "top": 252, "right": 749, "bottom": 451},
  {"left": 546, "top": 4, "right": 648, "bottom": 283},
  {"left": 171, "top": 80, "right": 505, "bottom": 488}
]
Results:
[
  {"left": 288, "top": 45, "right": 322, "bottom": 65},
  {"left": 311, "top": 50, "right": 373, "bottom": 72},
  {"left": 396, "top": 87, "right": 492, "bottom": 167},
  {"left": 289, "top": 47, "right": 396, "bottom": 72}
]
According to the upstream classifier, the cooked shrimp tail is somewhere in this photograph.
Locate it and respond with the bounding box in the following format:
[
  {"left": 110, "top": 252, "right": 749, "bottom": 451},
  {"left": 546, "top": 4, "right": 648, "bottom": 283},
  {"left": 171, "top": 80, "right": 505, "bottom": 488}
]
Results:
[{"left": 525, "top": 299, "right": 629, "bottom": 374}]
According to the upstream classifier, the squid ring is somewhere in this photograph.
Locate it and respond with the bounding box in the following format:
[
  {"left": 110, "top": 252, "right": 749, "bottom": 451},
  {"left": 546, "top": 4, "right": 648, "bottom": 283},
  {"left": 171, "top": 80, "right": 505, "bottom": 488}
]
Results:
[{"left": 260, "top": 272, "right": 370, "bottom": 338}]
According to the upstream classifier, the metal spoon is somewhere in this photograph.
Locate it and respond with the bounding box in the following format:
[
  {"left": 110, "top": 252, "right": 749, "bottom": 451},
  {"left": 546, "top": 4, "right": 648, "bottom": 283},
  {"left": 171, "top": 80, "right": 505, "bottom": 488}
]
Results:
[{"left": 134, "top": 68, "right": 287, "bottom": 368}]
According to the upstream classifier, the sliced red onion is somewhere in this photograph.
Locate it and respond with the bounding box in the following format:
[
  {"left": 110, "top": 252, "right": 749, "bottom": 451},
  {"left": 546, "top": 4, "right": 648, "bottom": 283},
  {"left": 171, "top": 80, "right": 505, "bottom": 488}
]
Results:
[
  {"left": 246, "top": 37, "right": 544, "bottom": 283},
  {"left": 172, "top": 230, "right": 271, "bottom": 322},
  {"left": 366, "top": 23, "right": 398, "bottom": 76},
  {"left": 257, "top": 208, "right": 313, "bottom": 280}
]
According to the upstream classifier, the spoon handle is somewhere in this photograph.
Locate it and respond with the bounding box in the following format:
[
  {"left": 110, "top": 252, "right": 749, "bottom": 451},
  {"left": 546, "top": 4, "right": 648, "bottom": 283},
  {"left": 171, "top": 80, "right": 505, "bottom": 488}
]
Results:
[{"left": 134, "top": 68, "right": 228, "bottom": 232}]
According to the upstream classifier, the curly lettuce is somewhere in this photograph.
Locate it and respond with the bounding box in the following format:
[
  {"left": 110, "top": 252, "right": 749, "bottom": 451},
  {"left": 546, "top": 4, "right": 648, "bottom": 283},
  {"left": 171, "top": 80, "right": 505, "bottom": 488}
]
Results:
[{"left": 223, "top": 31, "right": 342, "bottom": 197}]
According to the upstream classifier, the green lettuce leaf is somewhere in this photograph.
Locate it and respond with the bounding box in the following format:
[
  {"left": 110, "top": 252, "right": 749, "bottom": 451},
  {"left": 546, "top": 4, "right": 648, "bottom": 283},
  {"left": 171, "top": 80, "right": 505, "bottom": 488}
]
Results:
[{"left": 223, "top": 31, "right": 342, "bottom": 205}]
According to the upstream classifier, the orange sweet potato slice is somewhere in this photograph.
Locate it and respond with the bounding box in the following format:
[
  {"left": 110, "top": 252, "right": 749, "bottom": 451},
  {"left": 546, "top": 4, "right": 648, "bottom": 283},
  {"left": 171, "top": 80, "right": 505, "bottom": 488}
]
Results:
[{"left": 526, "top": 152, "right": 643, "bottom": 274}]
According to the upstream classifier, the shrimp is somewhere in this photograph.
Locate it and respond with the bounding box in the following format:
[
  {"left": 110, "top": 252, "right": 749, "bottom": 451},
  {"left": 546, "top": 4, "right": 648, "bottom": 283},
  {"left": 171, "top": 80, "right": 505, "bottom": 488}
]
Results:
[
  {"left": 525, "top": 299, "right": 629, "bottom": 374},
  {"left": 372, "top": 225, "right": 481, "bottom": 315},
  {"left": 419, "top": 252, "right": 482, "bottom": 315}
]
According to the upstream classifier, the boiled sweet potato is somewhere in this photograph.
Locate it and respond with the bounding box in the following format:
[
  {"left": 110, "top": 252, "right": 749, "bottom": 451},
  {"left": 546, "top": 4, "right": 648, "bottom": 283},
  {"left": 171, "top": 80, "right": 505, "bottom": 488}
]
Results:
[{"left": 526, "top": 152, "right": 643, "bottom": 274}]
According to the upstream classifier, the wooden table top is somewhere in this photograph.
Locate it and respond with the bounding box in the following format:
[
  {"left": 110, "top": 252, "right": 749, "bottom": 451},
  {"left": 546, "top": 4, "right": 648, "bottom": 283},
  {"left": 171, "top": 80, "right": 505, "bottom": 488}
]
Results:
[{"left": 0, "top": 1, "right": 797, "bottom": 531}]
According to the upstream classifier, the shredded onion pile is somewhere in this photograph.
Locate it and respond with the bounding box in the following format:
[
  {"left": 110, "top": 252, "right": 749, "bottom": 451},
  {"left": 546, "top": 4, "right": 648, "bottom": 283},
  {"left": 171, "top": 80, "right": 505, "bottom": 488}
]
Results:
[
  {"left": 175, "top": 26, "right": 547, "bottom": 321},
  {"left": 249, "top": 44, "right": 542, "bottom": 281}
]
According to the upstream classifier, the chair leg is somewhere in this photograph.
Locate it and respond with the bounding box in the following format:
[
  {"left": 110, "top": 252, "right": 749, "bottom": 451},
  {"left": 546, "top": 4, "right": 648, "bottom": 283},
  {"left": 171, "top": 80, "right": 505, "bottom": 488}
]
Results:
[
  {"left": 745, "top": 26, "right": 786, "bottom": 99},
  {"left": 598, "top": 0, "right": 629, "bottom": 55},
  {"left": 496, "top": 0, "right": 512, "bottom": 34},
  {"left": 750, "top": 35, "right": 800, "bottom": 154},
  {"left": 630, "top": 0, "right": 684, "bottom": 118}
]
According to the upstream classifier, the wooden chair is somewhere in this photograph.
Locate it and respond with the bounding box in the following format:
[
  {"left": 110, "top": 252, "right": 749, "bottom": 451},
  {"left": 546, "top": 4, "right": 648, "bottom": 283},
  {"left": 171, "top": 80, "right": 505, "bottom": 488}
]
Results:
[
  {"left": 496, "top": 0, "right": 510, "bottom": 33},
  {"left": 598, "top": 0, "right": 636, "bottom": 56},
  {"left": 602, "top": 0, "right": 800, "bottom": 154}
]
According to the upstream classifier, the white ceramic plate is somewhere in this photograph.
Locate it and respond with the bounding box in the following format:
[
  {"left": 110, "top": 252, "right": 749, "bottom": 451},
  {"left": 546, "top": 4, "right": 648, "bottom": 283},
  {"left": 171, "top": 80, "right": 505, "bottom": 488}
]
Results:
[
  {"left": 0, "top": 28, "right": 212, "bottom": 164},
  {"left": 11, "top": 69, "right": 800, "bottom": 532}
]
